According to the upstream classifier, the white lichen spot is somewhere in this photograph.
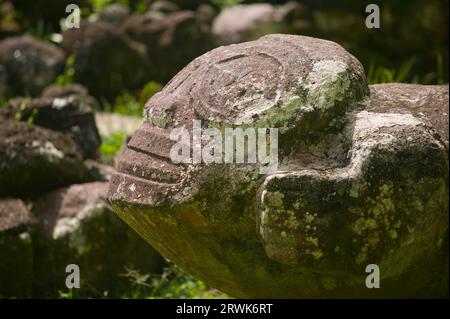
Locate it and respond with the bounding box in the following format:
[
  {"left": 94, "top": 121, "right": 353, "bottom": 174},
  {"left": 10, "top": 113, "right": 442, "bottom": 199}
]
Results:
[
  {"left": 302, "top": 59, "right": 350, "bottom": 111},
  {"left": 311, "top": 250, "right": 323, "bottom": 260},
  {"left": 52, "top": 205, "right": 101, "bottom": 240},
  {"left": 52, "top": 98, "right": 68, "bottom": 109},
  {"left": 304, "top": 213, "right": 315, "bottom": 224},
  {"left": 35, "top": 141, "right": 64, "bottom": 159},
  {"left": 19, "top": 232, "right": 31, "bottom": 242}
]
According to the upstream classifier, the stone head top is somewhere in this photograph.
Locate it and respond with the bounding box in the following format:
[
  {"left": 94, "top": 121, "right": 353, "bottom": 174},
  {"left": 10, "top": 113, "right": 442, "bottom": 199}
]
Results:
[{"left": 145, "top": 34, "right": 367, "bottom": 128}]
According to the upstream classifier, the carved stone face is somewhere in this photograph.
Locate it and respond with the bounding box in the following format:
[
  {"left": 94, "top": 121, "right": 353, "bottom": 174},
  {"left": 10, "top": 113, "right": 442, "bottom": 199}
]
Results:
[
  {"left": 108, "top": 34, "right": 368, "bottom": 205},
  {"left": 107, "top": 34, "right": 448, "bottom": 298}
]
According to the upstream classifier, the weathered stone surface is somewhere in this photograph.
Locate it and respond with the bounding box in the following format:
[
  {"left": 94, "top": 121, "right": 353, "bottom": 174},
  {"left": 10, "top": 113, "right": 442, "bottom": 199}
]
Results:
[
  {"left": 0, "top": 198, "right": 34, "bottom": 297},
  {"left": 109, "top": 35, "right": 450, "bottom": 299},
  {"left": 0, "top": 95, "right": 101, "bottom": 159},
  {"left": 109, "top": 35, "right": 448, "bottom": 298},
  {"left": 122, "top": 9, "right": 213, "bottom": 83},
  {"left": 0, "top": 34, "right": 65, "bottom": 97},
  {"left": 212, "top": 2, "right": 306, "bottom": 45},
  {"left": 42, "top": 83, "right": 97, "bottom": 104},
  {"left": 0, "top": 121, "right": 93, "bottom": 197},
  {"left": 62, "top": 21, "right": 151, "bottom": 100},
  {"left": 41, "top": 83, "right": 101, "bottom": 112},
  {"left": 84, "top": 160, "right": 116, "bottom": 182},
  {"left": 32, "top": 182, "right": 164, "bottom": 296},
  {"left": 135, "top": 33, "right": 367, "bottom": 160},
  {"left": 109, "top": 34, "right": 367, "bottom": 206},
  {"left": 257, "top": 111, "right": 448, "bottom": 297},
  {"left": 367, "top": 83, "right": 449, "bottom": 143}
]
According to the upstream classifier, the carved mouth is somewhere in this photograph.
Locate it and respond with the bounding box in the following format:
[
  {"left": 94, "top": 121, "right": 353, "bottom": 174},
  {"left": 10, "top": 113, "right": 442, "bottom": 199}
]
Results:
[{"left": 107, "top": 123, "right": 186, "bottom": 206}]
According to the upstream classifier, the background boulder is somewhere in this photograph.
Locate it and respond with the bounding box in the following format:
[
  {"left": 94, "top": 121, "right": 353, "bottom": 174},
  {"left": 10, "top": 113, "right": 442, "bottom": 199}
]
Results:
[
  {"left": 1, "top": 93, "right": 101, "bottom": 159},
  {"left": 212, "top": 2, "right": 307, "bottom": 45},
  {"left": 62, "top": 21, "right": 151, "bottom": 101},
  {"left": 0, "top": 121, "right": 93, "bottom": 197},
  {"left": 32, "top": 182, "right": 164, "bottom": 297},
  {"left": 98, "top": 4, "right": 131, "bottom": 27},
  {"left": 122, "top": 9, "right": 214, "bottom": 83},
  {"left": 0, "top": 198, "right": 35, "bottom": 297},
  {"left": 0, "top": 34, "right": 65, "bottom": 97}
]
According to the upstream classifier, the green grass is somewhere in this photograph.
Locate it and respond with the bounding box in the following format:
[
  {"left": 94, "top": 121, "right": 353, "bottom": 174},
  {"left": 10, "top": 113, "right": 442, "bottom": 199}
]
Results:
[
  {"left": 102, "top": 93, "right": 142, "bottom": 117},
  {"left": 56, "top": 56, "right": 75, "bottom": 86},
  {"left": 58, "top": 263, "right": 229, "bottom": 299},
  {"left": 120, "top": 264, "right": 229, "bottom": 299},
  {"left": 367, "top": 58, "right": 415, "bottom": 84},
  {"left": 367, "top": 53, "right": 447, "bottom": 85},
  {"left": 139, "top": 81, "right": 163, "bottom": 108},
  {"left": 0, "top": 96, "right": 8, "bottom": 109},
  {"left": 90, "top": 0, "right": 130, "bottom": 12},
  {"left": 102, "top": 81, "right": 162, "bottom": 117},
  {"left": 89, "top": 0, "right": 148, "bottom": 14},
  {"left": 99, "top": 132, "right": 126, "bottom": 163},
  {"left": 211, "top": 0, "right": 243, "bottom": 10}
]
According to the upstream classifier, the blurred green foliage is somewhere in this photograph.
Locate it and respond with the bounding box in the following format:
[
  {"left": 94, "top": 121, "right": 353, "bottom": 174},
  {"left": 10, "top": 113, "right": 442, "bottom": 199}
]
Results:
[
  {"left": 139, "top": 81, "right": 163, "bottom": 107},
  {"left": 104, "top": 92, "right": 142, "bottom": 116},
  {"left": 0, "top": 97, "right": 7, "bottom": 109},
  {"left": 56, "top": 55, "right": 75, "bottom": 86},
  {"left": 101, "top": 81, "right": 162, "bottom": 116},
  {"left": 211, "top": 0, "right": 243, "bottom": 10},
  {"left": 90, "top": 0, "right": 129, "bottom": 12},
  {"left": 99, "top": 131, "right": 126, "bottom": 162},
  {"left": 14, "top": 99, "right": 38, "bottom": 124},
  {"left": 367, "top": 53, "right": 446, "bottom": 85},
  {"left": 89, "top": 0, "right": 148, "bottom": 13}
]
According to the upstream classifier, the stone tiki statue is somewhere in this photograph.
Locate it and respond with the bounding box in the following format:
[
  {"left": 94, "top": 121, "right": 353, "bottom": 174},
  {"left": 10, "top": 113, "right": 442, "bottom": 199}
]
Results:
[{"left": 107, "top": 34, "right": 449, "bottom": 298}]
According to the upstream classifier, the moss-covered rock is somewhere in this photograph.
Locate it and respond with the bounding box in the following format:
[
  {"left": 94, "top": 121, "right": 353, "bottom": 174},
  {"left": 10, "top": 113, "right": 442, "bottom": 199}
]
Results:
[
  {"left": 0, "top": 94, "right": 100, "bottom": 159},
  {"left": 32, "top": 182, "right": 164, "bottom": 297},
  {"left": 107, "top": 34, "right": 448, "bottom": 298},
  {"left": 0, "top": 121, "right": 93, "bottom": 197}
]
